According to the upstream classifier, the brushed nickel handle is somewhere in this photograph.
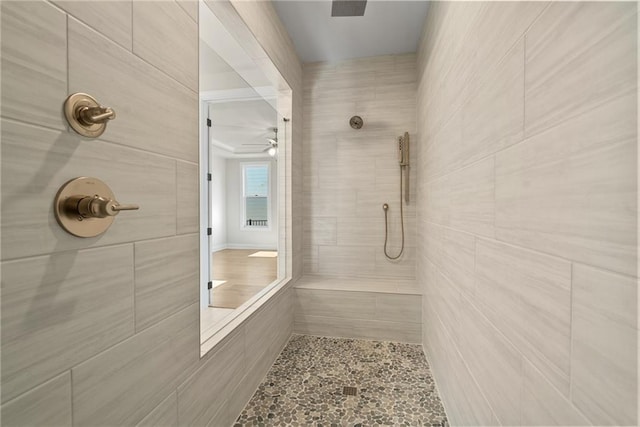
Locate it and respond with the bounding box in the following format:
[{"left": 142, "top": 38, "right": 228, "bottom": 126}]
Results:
[
  {"left": 78, "top": 106, "right": 116, "bottom": 125},
  {"left": 64, "top": 93, "right": 116, "bottom": 138},
  {"left": 111, "top": 203, "right": 139, "bottom": 212}
]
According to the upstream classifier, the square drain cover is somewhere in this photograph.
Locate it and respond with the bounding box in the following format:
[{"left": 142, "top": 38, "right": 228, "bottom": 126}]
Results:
[{"left": 343, "top": 386, "right": 358, "bottom": 396}]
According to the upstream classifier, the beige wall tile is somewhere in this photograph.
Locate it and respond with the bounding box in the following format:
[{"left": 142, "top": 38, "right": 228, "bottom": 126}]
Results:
[
  {"left": 1, "top": 1, "right": 67, "bottom": 130},
  {"left": 134, "top": 234, "right": 199, "bottom": 331},
  {"left": 68, "top": 18, "right": 198, "bottom": 162},
  {"left": 459, "top": 40, "right": 524, "bottom": 169},
  {"left": 1, "top": 245, "right": 134, "bottom": 402},
  {"left": 133, "top": 1, "right": 198, "bottom": 91},
  {"left": 375, "top": 293, "right": 421, "bottom": 324},
  {"left": 177, "top": 0, "right": 198, "bottom": 22},
  {"left": 318, "top": 245, "right": 375, "bottom": 276},
  {"left": 294, "top": 315, "right": 421, "bottom": 344},
  {"left": 177, "top": 161, "right": 199, "bottom": 234},
  {"left": 496, "top": 95, "right": 637, "bottom": 276},
  {"left": 522, "top": 360, "right": 589, "bottom": 426},
  {"left": 72, "top": 304, "right": 198, "bottom": 427},
  {"left": 177, "top": 329, "right": 246, "bottom": 426},
  {"left": 136, "top": 392, "right": 177, "bottom": 427},
  {"left": 448, "top": 157, "right": 495, "bottom": 238},
  {"left": 1, "top": 372, "right": 72, "bottom": 427},
  {"left": 475, "top": 239, "right": 572, "bottom": 395},
  {"left": 294, "top": 288, "right": 376, "bottom": 320},
  {"left": 305, "top": 217, "right": 337, "bottom": 246},
  {"left": 457, "top": 296, "right": 523, "bottom": 426},
  {"left": 525, "top": 2, "right": 637, "bottom": 136},
  {"left": 1, "top": 120, "right": 177, "bottom": 260},
  {"left": 53, "top": 0, "right": 132, "bottom": 50},
  {"left": 571, "top": 264, "right": 638, "bottom": 426}
]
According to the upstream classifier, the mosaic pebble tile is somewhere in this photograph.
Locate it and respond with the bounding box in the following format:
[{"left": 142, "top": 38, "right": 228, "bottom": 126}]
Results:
[{"left": 236, "top": 335, "right": 449, "bottom": 426}]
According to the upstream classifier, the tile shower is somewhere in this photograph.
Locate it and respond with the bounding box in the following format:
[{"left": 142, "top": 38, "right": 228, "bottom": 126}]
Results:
[{"left": 1, "top": 1, "right": 637, "bottom": 427}]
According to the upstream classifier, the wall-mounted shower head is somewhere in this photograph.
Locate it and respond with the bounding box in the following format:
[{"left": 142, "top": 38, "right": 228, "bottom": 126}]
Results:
[{"left": 349, "top": 116, "right": 363, "bottom": 129}]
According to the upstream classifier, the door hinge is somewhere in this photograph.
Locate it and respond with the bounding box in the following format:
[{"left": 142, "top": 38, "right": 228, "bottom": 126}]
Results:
[
  {"left": 207, "top": 173, "right": 212, "bottom": 181},
  {"left": 207, "top": 281, "right": 213, "bottom": 290},
  {"left": 207, "top": 227, "right": 212, "bottom": 236},
  {"left": 206, "top": 118, "right": 212, "bottom": 127}
]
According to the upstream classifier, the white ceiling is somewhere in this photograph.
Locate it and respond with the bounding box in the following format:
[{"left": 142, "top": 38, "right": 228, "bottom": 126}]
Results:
[{"left": 272, "top": 1, "right": 430, "bottom": 63}]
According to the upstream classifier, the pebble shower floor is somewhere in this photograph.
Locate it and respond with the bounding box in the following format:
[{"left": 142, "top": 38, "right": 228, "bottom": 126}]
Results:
[{"left": 235, "top": 335, "right": 449, "bottom": 426}]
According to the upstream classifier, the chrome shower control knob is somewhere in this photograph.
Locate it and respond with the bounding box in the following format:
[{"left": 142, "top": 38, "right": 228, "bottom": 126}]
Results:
[{"left": 54, "top": 177, "right": 140, "bottom": 238}]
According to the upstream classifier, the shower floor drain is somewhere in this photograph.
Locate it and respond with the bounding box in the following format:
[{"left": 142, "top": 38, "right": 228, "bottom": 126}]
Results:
[{"left": 343, "top": 386, "right": 358, "bottom": 396}]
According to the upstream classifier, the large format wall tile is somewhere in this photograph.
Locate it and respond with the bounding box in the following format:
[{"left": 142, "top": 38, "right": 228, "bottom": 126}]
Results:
[
  {"left": 68, "top": 18, "right": 198, "bottom": 162},
  {"left": 496, "top": 95, "right": 637, "bottom": 277},
  {"left": 457, "top": 296, "right": 523, "bottom": 426},
  {"left": 1, "top": 245, "right": 134, "bottom": 402},
  {"left": 0, "top": 1, "right": 67, "bottom": 130},
  {"left": 522, "top": 360, "right": 590, "bottom": 426},
  {"left": 571, "top": 264, "right": 637, "bottom": 426},
  {"left": 294, "top": 289, "right": 376, "bottom": 320},
  {"left": 72, "top": 304, "right": 199, "bottom": 427},
  {"left": 177, "top": 329, "right": 246, "bottom": 426},
  {"left": 1, "top": 372, "right": 72, "bottom": 427},
  {"left": 177, "top": 161, "right": 199, "bottom": 234},
  {"left": 53, "top": 0, "right": 132, "bottom": 50},
  {"left": 136, "top": 392, "right": 177, "bottom": 427},
  {"left": 1, "top": 120, "right": 177, "bottom": 260},
  {"left": 525, "top": 2, "right": 637, "bottom": 136},
  {"left": 133, "top": 1, "right": 198, "bottom": 91},
  {"left": 475, "top": 239, "right": 572, "bottom": 395},
  {"left": 134, "top": 234, "right": 199, "bottom": 331},
  {"left": 317, "top": 245, "right": 375, "bottom": 276}
]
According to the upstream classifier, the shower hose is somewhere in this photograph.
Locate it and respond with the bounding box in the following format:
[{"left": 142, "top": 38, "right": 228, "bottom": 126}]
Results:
[{"left": 383, "top": 163, "right": 405, "bottom": 260}]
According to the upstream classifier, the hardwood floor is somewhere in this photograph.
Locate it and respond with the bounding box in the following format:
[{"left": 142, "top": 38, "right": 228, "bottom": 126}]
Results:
[{"left": 210, "top": 249, "right": 277, "bottom": 309}]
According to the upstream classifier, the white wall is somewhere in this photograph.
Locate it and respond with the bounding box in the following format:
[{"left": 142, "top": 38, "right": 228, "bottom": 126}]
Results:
[
  {"left": 416, "top": 2, "right": 638, "bottom": 426},
  {"left": 225, "top": 157, "right": 278, "bottom": 250},
  {"left": 211, "top": 153, "right": 228, "bottom": 251}
]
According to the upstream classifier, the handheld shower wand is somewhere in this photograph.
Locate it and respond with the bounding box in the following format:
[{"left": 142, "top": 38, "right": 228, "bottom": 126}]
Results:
[{"left": 383, "top": 132, "right": 409, "bottom": 260}]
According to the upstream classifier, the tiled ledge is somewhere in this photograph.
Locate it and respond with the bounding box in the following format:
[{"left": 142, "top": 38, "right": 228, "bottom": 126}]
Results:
[{"left": 293, "top": 274, "right": 421, "bottom": 295}]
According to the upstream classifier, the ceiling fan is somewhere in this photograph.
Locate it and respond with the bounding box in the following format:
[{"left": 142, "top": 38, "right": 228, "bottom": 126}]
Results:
[{"left": 241, "top": 127, "right": 278, "bottom": 156}]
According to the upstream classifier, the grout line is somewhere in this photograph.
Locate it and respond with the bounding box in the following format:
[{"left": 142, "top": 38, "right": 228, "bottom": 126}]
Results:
[{"left": 69, "top": 369, "right": 74, "bottom": 427}]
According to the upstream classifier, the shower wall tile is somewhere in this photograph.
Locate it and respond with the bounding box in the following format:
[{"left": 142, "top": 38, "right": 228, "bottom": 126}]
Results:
[
  {"left": 0, "top": 1, "right": 67, "bottom": 130},
  {"left": 177, "top": 329, "right": 246, "bottom": 426},
  {"left": 418, "top": 2, "right": 637, "bottom": 426},
  {"left": 317, "top": 245, "right": 375, "bottom": 276},
  {"left": 2, "top": 1, "right": 300, "bottom": 426},
  {"left": 522, "top": 360, "right": 590, "bottom": 426},
  {"left": 374, "top": 246, "right": 416, "bottom": 279},
  {"left": 177, "top": 0, "right": 198, "bottom": 23},
  {"left": 525, "top": 2, "right": 637, "bottom": 136},
  {"left": 53, "top": 0, "right": 132, "bottom": 50},
  {"left": 1, "top": 120, "right": 177, "bottom": 260},
  {"left": 132, "top": 1, "right": 198, "bottom": 91},
  {"left": 72, "top": 304, "right": 199, "bottom": 427},
  {"left": 68, "top": 18, "right": 199, "bottom": 162},
  {"left": 0, "top": 372, "right": 72, "bottom": 427},
  {"left": 475, "top": 239, "right": 572, "bottom": 395},
  {"left": 376, "top": 293, "right": 421, "bottom": 324},
  {"left": 495, "top": 95, "right": 637, "bottom": 277},
  {"left": 136, "top": 392, "right": 177, "bottom": 427},
  {"left": 294, "top": 314, "right": 421, "bottom": 344},
  {"left": 134, "top": 234, "right": 199, "bottom": 331},
  {"left": 305, "top": 217, "right": 337, "bottom": 246},
  {"left": 459, "top": 41, "right": 524, "bottom": 170},
  {"left": 1, "top": 245, "right": 134, "bottom": 402},
  {"left": 177, "top": 160, "right": 199, "bottom": 234},
  {"left": 448, "top": 157, "right": 495, "bottom": 238},
  {"left": 303, "top": 55, "right": 417, "bottom": 281},
  {"left": 570, "top": 264, "right": 637, "bottom": 426},
  {"left": 457, "top": 296, "right": 523, "bottom": 426},
  {"left": 294, "top": 289, "right": 376, "bottom": 320}
]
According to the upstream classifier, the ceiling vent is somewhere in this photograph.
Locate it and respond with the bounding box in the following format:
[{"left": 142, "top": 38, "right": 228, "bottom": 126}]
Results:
[{"left": 331, "top": 0, "right": 367, "bottom": 17}]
